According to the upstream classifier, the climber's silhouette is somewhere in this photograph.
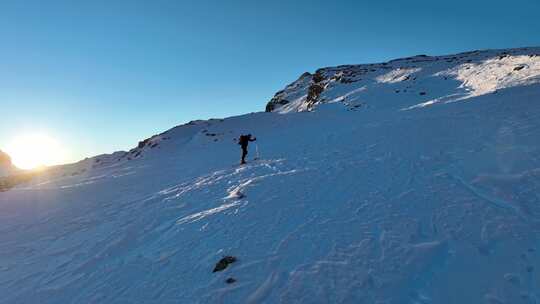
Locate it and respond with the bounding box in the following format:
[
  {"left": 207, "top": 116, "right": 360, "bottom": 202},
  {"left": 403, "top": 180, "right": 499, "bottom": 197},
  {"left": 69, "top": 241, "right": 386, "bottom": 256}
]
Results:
[{"left": 238, "top": 134, "right": 256, "bottom": 165}]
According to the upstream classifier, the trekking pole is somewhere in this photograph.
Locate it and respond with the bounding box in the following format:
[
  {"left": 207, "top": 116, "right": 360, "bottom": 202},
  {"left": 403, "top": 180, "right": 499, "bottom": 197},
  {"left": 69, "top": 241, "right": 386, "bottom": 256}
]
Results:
[{"left": 255, "top": 144, "right": 260, "bottom": 160}]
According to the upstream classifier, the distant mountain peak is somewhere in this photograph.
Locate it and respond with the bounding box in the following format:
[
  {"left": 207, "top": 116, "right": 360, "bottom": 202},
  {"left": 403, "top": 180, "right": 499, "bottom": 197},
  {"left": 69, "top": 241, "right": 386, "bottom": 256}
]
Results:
[{"left": 265, "top": 47, "right": 540, "bottom": 113}]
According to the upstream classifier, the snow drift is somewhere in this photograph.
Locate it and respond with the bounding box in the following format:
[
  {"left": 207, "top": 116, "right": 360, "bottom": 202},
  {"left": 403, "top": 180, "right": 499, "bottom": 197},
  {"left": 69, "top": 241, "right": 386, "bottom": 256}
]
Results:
[{"left": 1, "top": 47, "right": 540, "bottom": 303}]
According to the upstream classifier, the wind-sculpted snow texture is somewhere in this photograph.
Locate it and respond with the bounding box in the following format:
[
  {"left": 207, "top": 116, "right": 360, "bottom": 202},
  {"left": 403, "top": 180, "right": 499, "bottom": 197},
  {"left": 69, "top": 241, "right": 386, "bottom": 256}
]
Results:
[{"left": 1, "top": 47, "right": 540, "bottom": 303}]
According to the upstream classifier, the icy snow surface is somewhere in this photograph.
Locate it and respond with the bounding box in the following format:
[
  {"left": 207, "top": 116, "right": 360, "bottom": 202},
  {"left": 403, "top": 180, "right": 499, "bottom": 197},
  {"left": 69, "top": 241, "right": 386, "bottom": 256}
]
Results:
[{"left": 1, "top": 47, "right": 540, "bottom": 303}]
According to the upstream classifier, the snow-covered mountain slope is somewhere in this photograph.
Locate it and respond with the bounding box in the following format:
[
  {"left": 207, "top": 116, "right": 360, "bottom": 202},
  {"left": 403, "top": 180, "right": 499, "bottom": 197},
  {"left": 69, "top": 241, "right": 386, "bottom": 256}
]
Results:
[
  {"left": 2, "top": 47, "right": 540, "bottom": 304},
  {"left": 266, "top": 47, "right": 540, "bottom": 113}
]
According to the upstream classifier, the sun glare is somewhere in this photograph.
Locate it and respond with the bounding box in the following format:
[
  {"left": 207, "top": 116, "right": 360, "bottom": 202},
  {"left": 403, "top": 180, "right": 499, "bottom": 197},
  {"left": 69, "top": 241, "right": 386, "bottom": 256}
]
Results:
[{"left": 4, "top": 134, "right": 68, "bottom": 170}]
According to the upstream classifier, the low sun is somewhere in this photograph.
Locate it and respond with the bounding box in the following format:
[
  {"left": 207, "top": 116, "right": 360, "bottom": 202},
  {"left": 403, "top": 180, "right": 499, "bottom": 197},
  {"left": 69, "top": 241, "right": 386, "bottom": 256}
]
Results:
[{"left": 4, "top": 134, "right": 68, "bottom": 170}]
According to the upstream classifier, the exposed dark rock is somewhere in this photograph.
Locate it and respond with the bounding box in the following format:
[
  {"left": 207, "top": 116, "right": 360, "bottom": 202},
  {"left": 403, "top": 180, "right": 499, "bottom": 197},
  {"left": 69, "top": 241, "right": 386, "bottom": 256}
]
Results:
[
  {"left": 312, "top": 70, "right": 325, "bottom": 83},
  {"left": 300, "top": 72, "right": 312, "bottom": 78},
  {"left": 305, "top": 70, "right": 326, "bottom": 110},
  {"left": 514, "top": 66, "right": 525, "bottom": 71},
  {"left": 213, "top": 256, "right": 237, "bottom": 272},
  {"left": 266, "top": 98, "right": 290, "bottom": 112},
  {"left": 225, "top": 278, "right": 236, "bottom": 284},
  {"left": 419, "top": 92, "right": 427, "bottom": 96},
  {"left": 137, "top": 138, "right": 151, "bottom": 149},
  {"left": 265, "top": 71, "right": 317, "bottom": 112},
  {"left": 306, "top": 84, "right": 324, "bottom": 108}
]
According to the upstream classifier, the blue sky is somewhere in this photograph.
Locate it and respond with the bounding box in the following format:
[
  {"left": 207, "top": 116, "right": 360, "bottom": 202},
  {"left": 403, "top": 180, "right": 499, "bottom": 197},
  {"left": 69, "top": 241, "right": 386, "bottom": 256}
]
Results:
[{"left": 1, "top": 0, "right": 539, "bottom": 164}]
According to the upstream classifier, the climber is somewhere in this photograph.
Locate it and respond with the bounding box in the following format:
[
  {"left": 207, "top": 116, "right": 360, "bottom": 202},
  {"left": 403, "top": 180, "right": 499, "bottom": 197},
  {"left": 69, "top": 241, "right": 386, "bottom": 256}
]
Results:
[{"left": 238, "top": 134, "right": 256, "bottom": 165}]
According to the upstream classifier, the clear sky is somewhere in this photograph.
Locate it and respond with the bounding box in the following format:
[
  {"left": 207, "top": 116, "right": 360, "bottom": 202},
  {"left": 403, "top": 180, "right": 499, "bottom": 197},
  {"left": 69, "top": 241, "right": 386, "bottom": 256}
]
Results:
[{"left": 1, "top": 0, "right": 539, "bottom": 166}]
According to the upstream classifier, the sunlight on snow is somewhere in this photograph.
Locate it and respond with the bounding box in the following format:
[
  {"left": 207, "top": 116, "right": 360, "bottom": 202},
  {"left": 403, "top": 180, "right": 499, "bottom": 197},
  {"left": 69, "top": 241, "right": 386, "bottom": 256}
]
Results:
[{"left": 4, "top": 134, "right": 69, "bottom": 170}]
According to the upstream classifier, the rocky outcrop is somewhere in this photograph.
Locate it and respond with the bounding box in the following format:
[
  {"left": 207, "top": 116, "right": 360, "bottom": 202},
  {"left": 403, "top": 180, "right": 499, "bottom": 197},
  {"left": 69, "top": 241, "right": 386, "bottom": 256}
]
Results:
[
  {"left": 0, "top": 150, "right": 15, "bottom": 177},
  {"left": 265, "top": 72, "right": 313, "bottom": 112},
  {"left": 305, "top": 69, "right": 326, "bottom": 110},
  {"left": 265, "top": 97, "right": 290, "bottom": 112}
]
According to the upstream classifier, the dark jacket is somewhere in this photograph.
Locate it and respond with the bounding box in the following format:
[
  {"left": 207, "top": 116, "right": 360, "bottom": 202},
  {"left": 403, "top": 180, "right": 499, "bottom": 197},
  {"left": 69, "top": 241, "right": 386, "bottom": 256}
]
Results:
[{"left": 238, "top": 135, "right": 256, "bottom": 148}]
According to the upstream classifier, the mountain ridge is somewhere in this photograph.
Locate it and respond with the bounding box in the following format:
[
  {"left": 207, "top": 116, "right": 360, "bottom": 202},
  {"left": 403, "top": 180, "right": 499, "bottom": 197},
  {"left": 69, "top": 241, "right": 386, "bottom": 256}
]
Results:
[
  {"left": 265, "top": 46, "right": 540, "bottom": 113},
  {"left": 41, "top": 46, "right": 540, "bottom": 174}
]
